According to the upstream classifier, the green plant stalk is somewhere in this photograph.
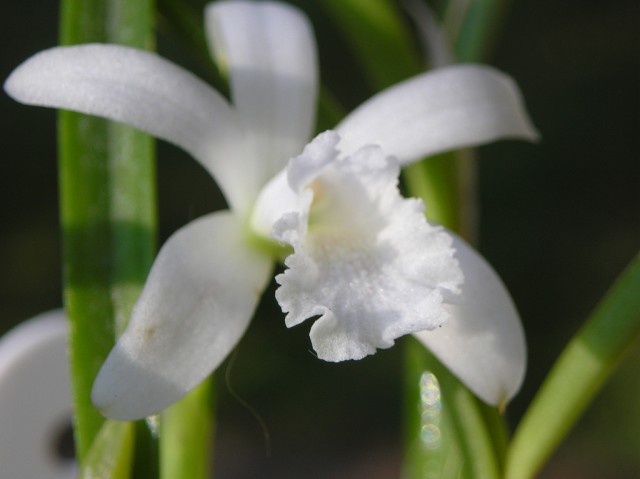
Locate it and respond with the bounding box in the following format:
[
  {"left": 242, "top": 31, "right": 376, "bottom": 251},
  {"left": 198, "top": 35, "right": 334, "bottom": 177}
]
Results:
[
  {"left": 403, "top": 339, "right": 469, "bottom": 479},
  {"left": 317, "top": 86, "right": 346, "bottom": 133},
  {"left": 479, "top": 400, "right": 509, "bottom": 467},
  {"left": 505, "top": 253, "right": 640, "bottom": 479},
  {"left": 160, "top": 379, "right": 215, "bottom": 479},
  {"left": 403, "top": 152, "right": 460, "bottom": 231},
  {"left": 448, "top": 383, "right": 502, "bottom": 479},
  {"left": 59, "top": 0, "right": 155, "bottom": 463},
  {"left": 79, "top": 420, "right": 136, "bottom": 479},
  {"left": 450, "top": 0, "right": 513, "bottom": 63},
  {"left": 105, "top": 1, "right": 157, "bottom": 337},
  {"left": 157, "top": 0, "right": 211, "bottom": 70},
  {"left": 321, "top": 0, "right": 422, "bottom": 89},
  {"left": 58, "top": 109, "right": 114, "bottom": 463},
  {"left": 405, "top": 339, "right": 508, "bottom": 479}
]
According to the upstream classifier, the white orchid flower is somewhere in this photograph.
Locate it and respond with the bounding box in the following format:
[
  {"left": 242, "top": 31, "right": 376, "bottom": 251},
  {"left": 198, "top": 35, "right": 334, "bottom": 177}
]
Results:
[
  {"left": 0, "top": 311, "right": 74, "bottom": 479},
  {"left": 4, "top": 1, "right": 537, "bottom": 420}
]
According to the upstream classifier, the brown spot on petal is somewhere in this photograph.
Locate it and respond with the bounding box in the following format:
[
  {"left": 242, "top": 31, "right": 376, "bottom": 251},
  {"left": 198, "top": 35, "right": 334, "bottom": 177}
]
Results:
[{"left": 135, "top": 324, "right": 159, "bottom": 350}]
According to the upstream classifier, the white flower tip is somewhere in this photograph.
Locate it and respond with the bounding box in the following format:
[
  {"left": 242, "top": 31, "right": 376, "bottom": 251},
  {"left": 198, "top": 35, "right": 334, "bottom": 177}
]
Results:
[
  {"left": 336, "top": 63, "right": 540, "bottom": 165},
  {"left": 492, "top": 68, "right": 541, "bottom": 143},
  {"left": 309, "top": 310, "right": 377, "bottom": 362},
  {"left": 4, "top": 51, "right": 44, "bottom": 104},
  {"left": 91, "top": 344, "right": 184, "bottom": 421},
  {"left": 287, "top": 130, "right": 340, "bottom": 192},
  {"left": 413, "top": 232, "right": 527, "bottom": 407}
]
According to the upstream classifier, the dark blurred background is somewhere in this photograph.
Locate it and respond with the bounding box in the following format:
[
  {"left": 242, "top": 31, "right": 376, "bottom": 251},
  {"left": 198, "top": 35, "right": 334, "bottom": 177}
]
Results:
[{"left": 1, "top": 0, "right": 638, "bottom": 478}]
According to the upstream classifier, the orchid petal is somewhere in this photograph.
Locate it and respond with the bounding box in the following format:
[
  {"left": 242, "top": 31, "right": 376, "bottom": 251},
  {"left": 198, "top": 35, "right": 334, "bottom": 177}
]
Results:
[
  {"left": 336, "top": 64, "right": 539, "bottom": 165},
  {"left": 250, "top": 169, "right": 299, "bottom": 239},
  {"left": 251, "top": 130, "right": 339, "bottom": 237},
  {"left": 0, "top": 311, "right": 74, "bottom": 479},
  {"left": 413, "top": 233, "right": 527, "bottom": 406},
  {"left": 3, "top": 44, "right": 255, "bottom": 212},
  {"left": 274, "top": 133, "right": 463, "bottom": 361},
  {"left": 92, "top": 212, "right": 272, "bottom": 420},
  {"left": 206, "top": 0, "right": 318, "bottom": 185}
]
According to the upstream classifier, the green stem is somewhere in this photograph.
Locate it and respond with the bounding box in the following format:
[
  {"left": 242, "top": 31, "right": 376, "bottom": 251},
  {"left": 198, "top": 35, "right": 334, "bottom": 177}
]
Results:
[
  {"left": 479, "top": 403, "right": 509, "bottom": 468},
  {"left": 404, "top": 340, "right": 505, "bottom": 479},
  {"left": 160, "top": 379, "right": 215, "bottom": 479},
  {"left": 448, "top": 386, "right": 501, "bottom": 479},
  {"left": 106, "top": 0, "right": 157, "bottom": 337},
  {"left": 78, "top": 420, "right": 136, "bottom": 479},
  {"left": 157, "top": 0, "right": 209, "bottom": 62},
  {"left": 505, "top": 253, "right": 640, "bottom": 479},
  {"left": 403, "top": 152, "right": 461, "bottom": 231},
  {"left": 59, "top": 0, "right": 155, "bottom": 463},
  {"left": 442, "top": 0, "right": 513, "bottom": 63},
  {"left": 403, "top": 339, "right": 469, "bottom": 479},
  {"left": 321, "top": 0, "right": 422, "bottom": 89}
]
